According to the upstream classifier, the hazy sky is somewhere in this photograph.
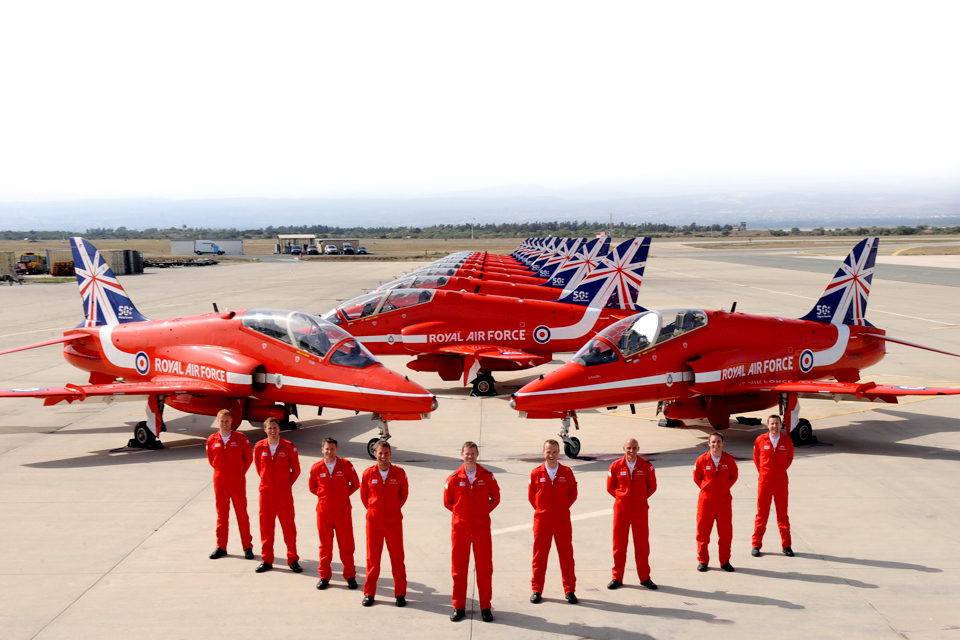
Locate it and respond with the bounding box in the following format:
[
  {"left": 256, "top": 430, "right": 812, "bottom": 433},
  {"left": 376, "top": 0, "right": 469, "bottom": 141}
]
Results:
[{"left": 1, "top": 1, "right": 958, "bottom": 201}]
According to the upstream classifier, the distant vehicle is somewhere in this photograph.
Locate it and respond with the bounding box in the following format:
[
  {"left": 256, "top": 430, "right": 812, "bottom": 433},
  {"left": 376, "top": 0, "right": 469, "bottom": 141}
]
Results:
[
  {"left": 306, "top": 245, "right": 320, "bottom": 255},
  {"left": 356, "top": 246, "right": 368, "bottom": 255},
  {"left": 195, "top": 240, "right": 225, "bottom": 256},
  {"left": 18, "top": 253, "right": 49, "bottom": 274},
  {"left": 324, "top": 245, "right": 339, "bottom": 255},
  {"left": 290, "top": 246, "right": 302, "bottom": 256},
  {"left": 342, "top": 242, "right": 355, "bottom": 255}
]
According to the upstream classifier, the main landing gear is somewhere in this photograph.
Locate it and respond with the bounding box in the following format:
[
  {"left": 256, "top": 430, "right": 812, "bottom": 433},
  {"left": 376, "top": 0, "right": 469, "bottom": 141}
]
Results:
[
  {"left": 470, "top": 372, "right": 497, "bottom": 397},
  {"left": 367, "top": 417, "right": 391, "bottom": 459},
  {"left": 559, "top": 412, "right": 581, "bottom": 459},
  {"left": 129, "top": 421, "right": 165, "bottom": 450},
  {"left": 790, "top": 418, "right": 816, "bottom": 446}
]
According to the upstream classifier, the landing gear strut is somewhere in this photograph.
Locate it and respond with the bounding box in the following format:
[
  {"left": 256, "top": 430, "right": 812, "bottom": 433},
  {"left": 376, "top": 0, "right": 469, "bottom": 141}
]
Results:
[
  {"left": 367, "top": 417, "right": 392, "bottom": 459},
  {"left": 279, "top": 403, "right": 299, "bottom": 431},
  {"left": 470, "top": 372, "right": 497, "bottom": 397},
  {"left": 559, "top": 412, "right": 581, "bottom": 458}
]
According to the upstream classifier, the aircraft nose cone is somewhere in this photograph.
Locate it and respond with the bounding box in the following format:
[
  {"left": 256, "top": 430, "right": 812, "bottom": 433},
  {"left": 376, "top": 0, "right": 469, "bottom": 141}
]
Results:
[
  {"left": 513, "top": 367, "right": 577, "bottom": 413},
  {"left": 361, "top": 366, "right": 436, "bottom": 415}
]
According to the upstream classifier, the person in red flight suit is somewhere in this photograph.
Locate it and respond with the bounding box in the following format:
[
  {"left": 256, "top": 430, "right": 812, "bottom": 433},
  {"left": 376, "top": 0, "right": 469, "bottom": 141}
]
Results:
[
  {"left": 360, "top": 441, "right": 409, "bottom": 608},
  {"left": 693, "top": 432, "right": 739, "bottom": 572},
  {"left": 205, "top": 409, "right": 254, "bottom": 560},
  {"left": 752, "top": 414, "right": 795, "bottom": 558},
  {"left": 444, "top": 441, "right": 500, "bottom": 623},
  {"left": 528, "top": 439, "right": 578, "bottom": 604},
  {"left": 253, "top": 417, "right": 301, "bottom": 573},
  {"left": 607, "top": 437, "right": 658, "bottom": 590},
  {"left": 308, "top": 437, "right": 360, "bottom": 590}
]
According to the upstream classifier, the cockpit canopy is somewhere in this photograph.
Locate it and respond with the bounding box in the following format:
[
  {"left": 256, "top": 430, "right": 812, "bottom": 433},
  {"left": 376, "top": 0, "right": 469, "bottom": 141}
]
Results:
[
  {"left": 375, "top": 275, "right": 450, "bottom": 292},
  {"left": 573, "top": 308, "right": 708, "bottom": 366},
  {"left": 327, "top": 289, "right": 436, "bottom": 323},
  {"left": 241, "top": 309, "right": 379, "bottom": 368}
]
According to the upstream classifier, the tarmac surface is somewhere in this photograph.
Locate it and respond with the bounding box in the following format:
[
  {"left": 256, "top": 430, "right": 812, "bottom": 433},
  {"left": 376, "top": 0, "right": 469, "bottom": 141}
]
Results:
[{"left": 1, "top": 239, "right": 959, "bottom": 639}]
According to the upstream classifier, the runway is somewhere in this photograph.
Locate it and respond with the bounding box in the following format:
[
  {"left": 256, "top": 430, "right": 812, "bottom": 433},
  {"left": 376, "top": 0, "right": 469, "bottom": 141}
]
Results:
[{"left": 1, "top": 240, "right": 958, "bottom": 640}]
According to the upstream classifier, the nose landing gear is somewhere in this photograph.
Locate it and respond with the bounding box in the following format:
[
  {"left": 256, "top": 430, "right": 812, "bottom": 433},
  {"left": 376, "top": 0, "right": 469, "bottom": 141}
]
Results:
[
  {"left": 559, "top": 412, "right": 581, "bottom": 458},
  {"left": 367, "top": 416, "right": 392, "bottom": 459}
]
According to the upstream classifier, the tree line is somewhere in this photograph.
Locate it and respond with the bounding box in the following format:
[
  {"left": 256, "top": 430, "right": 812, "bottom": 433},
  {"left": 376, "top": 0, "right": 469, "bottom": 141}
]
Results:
[{"left": 2, "top": 222, "right": 958, "bottom": 241}]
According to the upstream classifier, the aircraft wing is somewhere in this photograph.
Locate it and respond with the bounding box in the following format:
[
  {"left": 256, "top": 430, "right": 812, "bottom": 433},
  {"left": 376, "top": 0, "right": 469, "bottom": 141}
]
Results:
[
  {"left": 438, "top": 344, "right": 551, "bottom": 364},
  {"left": 726, "top": 379, "right": 960, "bottom": 404},
  {"left": 0, "top": 376, "right": 229, "bottom": 406}
]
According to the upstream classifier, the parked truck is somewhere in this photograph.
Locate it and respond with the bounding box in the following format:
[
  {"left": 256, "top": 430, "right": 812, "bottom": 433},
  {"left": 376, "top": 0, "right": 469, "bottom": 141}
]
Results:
[{"left": 18, "top": 252, "right": 49, "bottom": 275}]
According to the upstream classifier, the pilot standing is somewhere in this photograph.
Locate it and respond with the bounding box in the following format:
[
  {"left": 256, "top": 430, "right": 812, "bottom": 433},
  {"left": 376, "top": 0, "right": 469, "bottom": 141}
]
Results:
[
  {"left": 444, "top": 441, "right": 500, "bottom": 623},
  {"left": 253, "top": 417, "right": 301, "bottom": 573},
  {"left": 529, "top": 439, "right": 578, "bottom": 604},
  {"left": 607, "top": 438, "right": 658, "bottom": 590},
  {"left": 693, "top": 432, "right": 739, "bottom": 572},
  {"left": 308, "top": 437, "right": 360, "bottom": 590},
  {"left": 205, "top": 409, "right": 254, "bottom": 560},
  {"left": 752, "top": 415, "right": 795, "bottom": 557},
  {"left": 359, "top": 441, "right": 408, "bottom": 607}
]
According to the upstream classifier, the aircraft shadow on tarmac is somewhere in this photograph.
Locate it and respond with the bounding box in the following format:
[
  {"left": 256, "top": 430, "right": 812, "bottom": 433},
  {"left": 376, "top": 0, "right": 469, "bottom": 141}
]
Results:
[
  {"left": 21, "top": 413, "right": 508, "bottom": 474},
  {"left": 636, "top": 585, "right": 802, "bottom": 609}
]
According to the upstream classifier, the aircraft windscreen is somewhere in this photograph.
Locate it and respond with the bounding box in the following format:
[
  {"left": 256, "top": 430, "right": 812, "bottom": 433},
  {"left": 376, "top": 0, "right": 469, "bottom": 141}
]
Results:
[
  {"left": 595, "top": 311, "right": 660, "bottom": 358},
  {"left": 339, "top": 293, "right": 384, "bottom": 320},
  {"left": 654, "top": 309, "right": 708, "bottom": 346},
  {"left": 573, "top": 338, "right": 620, "bottom": 367},
  {"left": 328, "top": 339, "right": 378, "bottom": 368},
  {"left": 242, "top": 310, "right": 351, "bottom": 358}
]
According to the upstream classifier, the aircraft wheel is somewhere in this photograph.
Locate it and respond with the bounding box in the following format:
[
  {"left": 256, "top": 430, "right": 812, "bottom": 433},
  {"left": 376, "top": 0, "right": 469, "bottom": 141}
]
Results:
[
  {"left": 563, "top": 437, "right": 581, "bottom": 459},
  {"left": 471, "top": 373, "right": 497, "bottom": 397},
  {"left": 657, "top": 418, "right": 684, "bottom": 428},
  {"left": 129, "top": 421, "right": 158, "bottom": 449},
  {"left": 791, "top": 418, "right": 815, "bottom": 446},
  {"left": 367, "top": 438, "right": 383, "bottom": 459},
  {"left": 279, "top": 417, "right": 298, "bottom": 431}
]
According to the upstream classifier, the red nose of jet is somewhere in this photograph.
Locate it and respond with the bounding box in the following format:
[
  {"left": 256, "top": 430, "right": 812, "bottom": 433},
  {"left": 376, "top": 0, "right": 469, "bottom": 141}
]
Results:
[
  {"left": 360, "top": 365, "right": 437, "bottom": 416},
  {"left": 512, "top": 363, "right": 592, "bottom": 414}
]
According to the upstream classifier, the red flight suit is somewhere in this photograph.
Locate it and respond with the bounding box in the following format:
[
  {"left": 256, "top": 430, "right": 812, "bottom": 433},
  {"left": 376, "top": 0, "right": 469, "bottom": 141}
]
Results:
[
  {"left": 360, "top": 463, "right": 409, "bottom": 597},
  {"left": 308, "top": 457, "right": 359, "bottom": 580},
  {"left": 529, "top": 462, "right": 577, "bottom": 594},
  {"left": 254, "top": 437, "right": 300, "bottom": 565},
  {"left": 693, "top": 451, "right": 739, "bottom": 565},
  {"left": 752, "top": 432, "right": 794, "bottom": 550},
  {"left": 206, "top": 430, "right": 253, "bottom": 551},
  {"left": 607, "top": 456, "right": 657, "bottom": 582},
  {"left": 444, "top": 464, "right": 501, "bottom": 610}
]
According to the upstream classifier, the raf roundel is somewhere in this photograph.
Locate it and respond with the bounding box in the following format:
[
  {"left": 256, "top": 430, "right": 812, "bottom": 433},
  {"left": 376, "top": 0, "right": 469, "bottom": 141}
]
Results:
[
  {"left": 799, "top": 349, "right": 815, "bottom": 373},
  {"left": 533, "top": 325, "right": 552, "bottom": 344},
  {"left": 135, "top": 351, "right": 150, "bottom": 376}
]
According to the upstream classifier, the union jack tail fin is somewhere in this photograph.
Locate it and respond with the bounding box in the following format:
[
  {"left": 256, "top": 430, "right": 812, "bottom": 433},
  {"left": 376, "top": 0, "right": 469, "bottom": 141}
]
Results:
[
  {"left": 557, "top": 237, "right": 650, "bottom": 309},
  {"left": 70, "top": 237, "right": 148, "bottom": 327},
  {"left": 800, "top": 237, "right": 878, "bottom": 326},
  {"left": 546, "top": 236, "right": 610, "bottom": 290}
]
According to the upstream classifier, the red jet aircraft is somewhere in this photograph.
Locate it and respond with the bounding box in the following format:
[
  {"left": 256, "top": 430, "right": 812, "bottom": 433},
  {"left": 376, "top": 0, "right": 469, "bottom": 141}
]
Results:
[
  {"left": 0, "top": 238, "right": 436, "bottom": 458},
  {"left": 323, "top": 238, "right": 650, "bottom": 396},
  {"left": 376, "top": 237, "right": 613, "bottom": 303},
  {"left": 511, "top": 238, "right": 960, "bottom": 457}
]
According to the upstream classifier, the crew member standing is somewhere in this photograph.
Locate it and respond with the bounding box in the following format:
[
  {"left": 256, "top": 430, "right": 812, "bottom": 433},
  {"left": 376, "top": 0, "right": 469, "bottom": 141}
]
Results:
[
  {"left": 360, "top": 441, "right": 408, "bottom": 607},
  {"left": 607, "top": 437, "right": 658, "bottom": 590},
  {"left": 444, "top": 441, "right": 500, "bottom": 623},
  {"left": 529, "top": 439, "right": 578, "bottom": 604},
  {"left": 205, "top": 409, "right": 254, "bottom": 560},
  {"left": 253, "top": 417, "right": 301, "bottom": 573},
  {"left": 308, "top": 437, "right": 360, "bottom": 590},
  {"left": 752, "top": 414, "right": 795, "bottom": 557},
  {"left": 693, "top": 432, "right": 739, "bottom": 572}
]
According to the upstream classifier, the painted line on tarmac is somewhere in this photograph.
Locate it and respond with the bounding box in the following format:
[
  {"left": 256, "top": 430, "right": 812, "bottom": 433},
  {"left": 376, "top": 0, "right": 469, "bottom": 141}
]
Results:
[{"left": 492, "top": 508, "right": 613, "bottom": 536}]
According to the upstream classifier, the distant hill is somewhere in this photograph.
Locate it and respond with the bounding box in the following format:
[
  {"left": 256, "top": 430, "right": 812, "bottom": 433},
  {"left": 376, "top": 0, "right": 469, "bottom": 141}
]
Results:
[{"left": 1, "top": 187, "right": 958, "bottom": 231}]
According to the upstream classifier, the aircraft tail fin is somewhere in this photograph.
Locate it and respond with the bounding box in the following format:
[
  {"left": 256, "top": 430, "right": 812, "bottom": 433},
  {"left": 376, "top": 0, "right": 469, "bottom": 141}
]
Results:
[
  {"left": 557, "top": 237, "right": 650, "bottom": 309},
  {"left": 70, "top": 237, "right": 149, "bottom": 327},
  {"left": 546, "top": 236, "right": 610, "bottom": 290},
  {"left": 800, "top": 237, "right": 878, "bottom": 326}
]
